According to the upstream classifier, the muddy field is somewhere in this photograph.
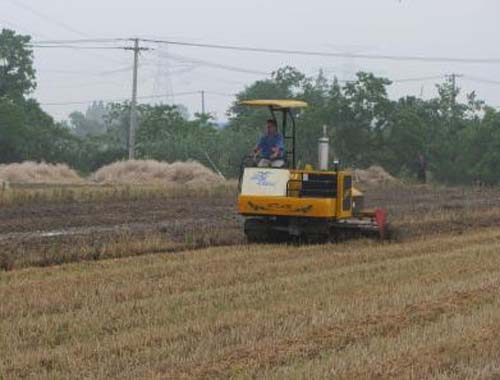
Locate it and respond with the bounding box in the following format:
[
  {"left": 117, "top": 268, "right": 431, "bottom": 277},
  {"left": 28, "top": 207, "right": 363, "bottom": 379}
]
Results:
[{"left": 1, "top": 184, "right": 500, "bottom": 270}]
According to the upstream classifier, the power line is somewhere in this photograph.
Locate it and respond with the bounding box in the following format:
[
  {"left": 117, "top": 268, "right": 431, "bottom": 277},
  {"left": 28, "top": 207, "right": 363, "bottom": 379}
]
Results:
[
  {"left": 0, "top": 18, "right": 51, "bottom": 39},
  {"left": 331, "top": 75, "right": 445, "bottom": 84},
  {"left": 149, "top": 52, "right": 449, "bottom": 80},
  {"left": 139, "top": 91, "right": 201, "bottom": 100},
  {"left": 98, "top": 65, "right": 137, "bottom": 75},
  {"left": 37, "top": 65, "right": 135, "bottom": 76},
  {"left": 40, "top": 91, "right": 201, "bottom": 106},
  {"left": 139, "top": 38, "right": 500, "bottom": 64},
  {"left": 199, "top": 77, "right": 446, "bottom": 97},
  {"left": 6, "top": 0, "right": 92, "bottom": 38},
  {"left": 152, "top": 51, "right": 270, "bottom": 76},
  {"left": 462, "top": 75, "right": 500, "bottom": 86},
  {"left": 39, "top": 78, "right": 136, "bottom": 89},
  {"left": 30, "top": 44, "right": 129, "bottom": 50},
  {"left": 37, "top": 73, "right": 451, "bottom": 106},
  {"left": 391, "top": 75, "right": 445, "bottom": 83},
  {"left": 34, "top": 37, "right": 499, "bottom": 67},
  {"left": 36, "top": 73, "right": 449, "bottom": 102},
  {"left": 32, "top": 38, "right": 125, "bottom": 44},
  {"left": 6, "top": 0, "right": 129, "bottom": 65},
  {"left": 206, "top": 91, "right": 237, "bottom": 98}
]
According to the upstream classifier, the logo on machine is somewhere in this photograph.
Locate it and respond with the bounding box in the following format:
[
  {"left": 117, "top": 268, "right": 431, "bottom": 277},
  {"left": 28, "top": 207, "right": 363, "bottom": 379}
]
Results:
[
  {"left": 248, "top": 201, "right": 313, "bottom": 214},
  {"left": 250, "top": 171, "right": 276, "bottom": 187}
]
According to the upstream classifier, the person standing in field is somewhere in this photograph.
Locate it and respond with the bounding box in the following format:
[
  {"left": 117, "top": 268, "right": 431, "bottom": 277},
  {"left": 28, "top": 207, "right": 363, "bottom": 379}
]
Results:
[
  {"left": 253, "top": 119, "right": 285, "bottom": 168},
  {"left": 417, "top": 153, "right": 427, "bottom": 183}
]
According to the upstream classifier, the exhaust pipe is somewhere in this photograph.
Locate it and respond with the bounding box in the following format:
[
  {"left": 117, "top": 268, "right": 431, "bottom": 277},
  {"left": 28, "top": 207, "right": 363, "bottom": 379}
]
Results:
[{"left": 318, "top": 125, "right": 329, "bottom": 171}]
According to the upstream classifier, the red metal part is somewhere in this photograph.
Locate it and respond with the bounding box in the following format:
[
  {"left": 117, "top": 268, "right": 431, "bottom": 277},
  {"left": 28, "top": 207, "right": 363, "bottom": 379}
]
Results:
[{"left": 375, "top": 208, "right": 388, "bottom": 239}]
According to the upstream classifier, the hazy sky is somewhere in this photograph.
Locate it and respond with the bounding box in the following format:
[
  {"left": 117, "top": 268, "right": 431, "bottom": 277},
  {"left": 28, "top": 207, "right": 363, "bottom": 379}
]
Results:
[{"left": 2, "top": 0, "right": 500, "bottom": 121}]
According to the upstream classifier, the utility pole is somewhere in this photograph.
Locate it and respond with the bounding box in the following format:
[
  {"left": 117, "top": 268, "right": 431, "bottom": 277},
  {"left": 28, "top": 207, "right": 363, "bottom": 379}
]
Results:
[
  {"left": 448, "top": 73, "right": 462, "bottom": 131},
  {"left": 450, "top": 73, "right": 457, "bottom": 108},
  {"left": 201, "top": 90, "right": 206, "bottom": 115},
  {"left": 125, "top": 38, "right": 149, "bottom": 160},
  {"left": 448, "top": 73, "right": 463, "bottom": 108}
]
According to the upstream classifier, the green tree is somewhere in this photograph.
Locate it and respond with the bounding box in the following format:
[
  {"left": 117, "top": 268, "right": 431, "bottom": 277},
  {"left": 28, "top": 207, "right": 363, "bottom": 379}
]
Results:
[
  {"left": 136, "top": 104, "right": 190, "bottom": 160},
  {"left": 69, "top": 101, "right": 107, "bottom": 137},
  {"left": 229, "top": 66, "right": 305, "bottom": 131},
  {"left": 383, "top": 97, "right": 429, "bottom": 177},
  {"left": 338, "top": 72, "right": 393, "bottom": 166},
  {"left": 0, "top": 98, "right": 25, "bottom": 162},
  {"left": 0, "top": 29, "right": 36, "bottom": 100},
  {"left": 0, "top": 29, "right": 102, "bottom": 170},
  {"left": 294, "top": 70, "right": 332, "bottom": 166},
  {"left": 460, "top": 108, "right": 500, "bottom": 185}
]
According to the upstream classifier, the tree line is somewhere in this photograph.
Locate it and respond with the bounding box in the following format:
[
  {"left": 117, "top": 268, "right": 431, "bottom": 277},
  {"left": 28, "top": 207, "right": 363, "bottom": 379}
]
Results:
[{"left": 1, "top": 29, "right": 499, "bottom": 184}]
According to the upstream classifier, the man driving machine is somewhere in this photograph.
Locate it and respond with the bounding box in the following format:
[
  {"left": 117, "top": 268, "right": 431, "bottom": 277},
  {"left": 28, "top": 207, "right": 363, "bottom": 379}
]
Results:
[{"left": 253, "top": 119, "right": 285, "bottom": 168}]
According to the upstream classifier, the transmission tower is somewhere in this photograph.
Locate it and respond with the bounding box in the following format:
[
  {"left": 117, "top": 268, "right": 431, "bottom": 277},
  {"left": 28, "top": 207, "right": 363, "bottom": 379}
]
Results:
[
  {"left": 324, "top": 44, "right": 375, "bottom": 80},
  {"left": 152, "top": 45, "right": 175, "bottom": 104}
]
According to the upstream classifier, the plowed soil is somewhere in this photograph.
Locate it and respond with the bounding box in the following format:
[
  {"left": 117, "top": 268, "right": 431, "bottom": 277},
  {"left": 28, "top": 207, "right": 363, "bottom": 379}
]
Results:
[
  {"left": 2, "top": 185, "right": 500, "bottom": 270},
  {"left": 0, "top": 196, "right": 242, "bottom": 268}
]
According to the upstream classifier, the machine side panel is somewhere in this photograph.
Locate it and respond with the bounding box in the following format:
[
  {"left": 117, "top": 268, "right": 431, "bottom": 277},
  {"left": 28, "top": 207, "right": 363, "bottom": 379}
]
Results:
[
  {"left": 241, "top": 168, "right": 290, "bottom": 196},
  {"left": 238, "top": 195, "right": 336, "bottom": 218}
]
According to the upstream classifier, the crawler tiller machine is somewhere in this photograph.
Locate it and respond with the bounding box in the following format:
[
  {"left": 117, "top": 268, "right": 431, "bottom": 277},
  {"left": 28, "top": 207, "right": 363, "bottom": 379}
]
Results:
[{"left": 238, "top": 99, "right": 388, "bottom": 243}]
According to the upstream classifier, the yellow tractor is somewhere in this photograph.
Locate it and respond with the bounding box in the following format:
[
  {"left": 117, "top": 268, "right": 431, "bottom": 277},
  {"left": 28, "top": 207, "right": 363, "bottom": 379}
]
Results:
[{"left": 237, "top": 99, "right": 388, "bottom": 243}]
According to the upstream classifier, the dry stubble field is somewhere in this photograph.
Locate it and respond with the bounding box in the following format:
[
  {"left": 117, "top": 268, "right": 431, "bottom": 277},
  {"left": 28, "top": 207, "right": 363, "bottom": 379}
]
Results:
[{"left": 1, "top": 184, "right": 500, "bottom": 379}]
